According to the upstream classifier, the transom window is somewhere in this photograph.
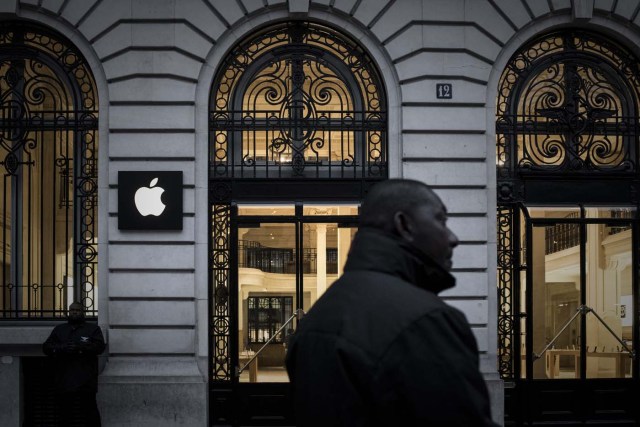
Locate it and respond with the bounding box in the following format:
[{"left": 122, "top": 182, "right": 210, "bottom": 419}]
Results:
[
  {"left": 496, "top": 31, "right": 639, "bottom": 176},
  {"left": 209, "top": 21, "right": 387, "bottom": 179}
]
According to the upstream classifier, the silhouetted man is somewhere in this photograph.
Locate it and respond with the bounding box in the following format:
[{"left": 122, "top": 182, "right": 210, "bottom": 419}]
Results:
[
  {"left": 286, "top": 179, "right": 498, "bottom": 426},
  {"left": 43, "top": 301, "right": 105, "bottom": 426}
]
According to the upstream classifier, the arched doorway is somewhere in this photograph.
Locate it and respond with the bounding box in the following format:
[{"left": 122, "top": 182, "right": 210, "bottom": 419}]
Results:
[
  {"left": 209, "top": 21, "right": 387, "bottom": 425},
  {"left": 496, "top": 30, "right": 639, "bottom": 425}
]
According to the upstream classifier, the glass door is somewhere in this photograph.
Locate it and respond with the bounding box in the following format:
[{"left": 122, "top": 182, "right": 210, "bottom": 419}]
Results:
[
  {"left": 525, "top": 207, "right": 635, "bottom": 380},
  {"left": 235, "top": 203, "right": 358, "bottom": 383},
  {"left": 237, "top": 219, "right": 296, "bottom": 383}
]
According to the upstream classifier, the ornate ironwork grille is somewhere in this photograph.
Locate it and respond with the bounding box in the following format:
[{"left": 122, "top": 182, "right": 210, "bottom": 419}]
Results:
[
  {"left": 496, "top": 31, "right": 640, "bottom": 379},
  {"left": 210, "top": 22, "right": 387, "bottom": 383},
  {"left": 212, "top": 204, "right": 231, "bottom": 381},
  {"left": 497, "top": 31, "right": 639, "bottom": 178},
  {"left": 209, "top": 22, "right": 386, "bottom": 179},
  {"left": 497, "top": 205, "right": 517, "bottom": 379},
  {"left": 0, "top": 23, "right": 98, "bottom": 318}
]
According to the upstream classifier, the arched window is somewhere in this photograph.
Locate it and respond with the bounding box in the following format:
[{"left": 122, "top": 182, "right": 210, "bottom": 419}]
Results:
[
  {"left": 209, "top": 22, "right": 387, "bottom": 384},
  {"left": 496, "top": 31, "right": 639, "bottom": 422},
  {"left": 210, "top": 21, "right": 386, "bottom": 181},
  {"left": 0, "top": 23, "right": 98, "bottom": 318},
  {"left": 497, "top": 31, "right": 639, "bottom": 177}
]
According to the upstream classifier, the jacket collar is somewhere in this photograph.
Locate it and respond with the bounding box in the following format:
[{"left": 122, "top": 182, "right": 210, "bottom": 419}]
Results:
[{"left": 343, "top": 227, "right": 456, "bottom": 295}]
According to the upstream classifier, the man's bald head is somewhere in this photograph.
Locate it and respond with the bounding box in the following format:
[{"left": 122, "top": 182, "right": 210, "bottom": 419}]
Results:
[
  {"left": 359, "top": 179, "right": 458, "bottom": 270},
  {"left": 360, "top": 179, "right": 442, "bottom": 234},
  {"left": 68, "top": 301, "right": 85, "bottom": 323}
]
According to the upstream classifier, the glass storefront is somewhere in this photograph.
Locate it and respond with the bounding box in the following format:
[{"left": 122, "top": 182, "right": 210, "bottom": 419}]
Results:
[
  {"left": 519, "top": 207, "right": 634, "bottom": 380},
  {"left": 236, "top": 204, "right": 358, "bottom": 383}
]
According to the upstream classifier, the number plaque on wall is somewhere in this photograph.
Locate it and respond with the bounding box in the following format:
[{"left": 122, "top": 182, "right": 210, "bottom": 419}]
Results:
[{"left": 436, "top": 83, "right": 452, "bottom": 99}]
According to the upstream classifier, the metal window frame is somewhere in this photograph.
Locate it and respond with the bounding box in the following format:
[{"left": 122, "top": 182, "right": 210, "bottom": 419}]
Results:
[{"left": 0, "top": 22, "right": 98, "bottom": 320}]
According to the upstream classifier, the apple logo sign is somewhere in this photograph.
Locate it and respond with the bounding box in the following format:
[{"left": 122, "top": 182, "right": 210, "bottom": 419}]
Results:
[
  {"left": 118, "top": 171, "right": 182, "bottom": 230},
  {"left": 135, "top": 177, "right": 166, "bottom": 216}
]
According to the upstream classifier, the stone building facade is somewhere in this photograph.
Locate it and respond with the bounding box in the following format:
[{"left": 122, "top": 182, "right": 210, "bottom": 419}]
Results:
[{"left": 1, "top": 0, "right": 639, "bottom": 425}]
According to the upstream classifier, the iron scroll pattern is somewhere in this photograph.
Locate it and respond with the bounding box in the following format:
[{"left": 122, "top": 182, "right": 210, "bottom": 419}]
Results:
[
  {"left": 497, "top": 205, "right": 516, "bottom": 379},
  {"left": 0, "top": 23, "right": 98, "bottom": 318},
  {"left": 497, "top": 31, "right": 640, "bottom": 179},
  {"left": 211, "top": 204, "right": 231, "bottom": 381},
  {"left": 210, "top": 22, "right": 387, "bottom": 179}
]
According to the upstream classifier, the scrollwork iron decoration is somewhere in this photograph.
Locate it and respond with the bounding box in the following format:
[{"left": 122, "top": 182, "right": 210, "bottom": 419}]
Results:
[
  {"left": 0, "top": 23, "right": 98, "bottom": 318},
  {"left": 497, "top": 31, "right": 639, "bottom": 177},
  {"left": 497, "top": 205, "right": 516, "bottom": 379},
  {"left": 212, "top": 204, "right": 231, "bottom": 381},
  {"left": 209, "top": 21, "right": 387, "bottom": 179}
]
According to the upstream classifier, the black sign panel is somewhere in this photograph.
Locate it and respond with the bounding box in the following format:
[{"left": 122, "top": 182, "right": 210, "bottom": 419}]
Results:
[
  {"left": 436, "top": 83, "right": 452, "bottom": 99},
  {"left": 118, "top": 171, "right": 183, "bottom": 230}
]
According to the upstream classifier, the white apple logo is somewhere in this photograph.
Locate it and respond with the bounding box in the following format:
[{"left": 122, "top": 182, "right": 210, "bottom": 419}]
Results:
[{"left": 134, "top": 177, "right": 166, "bottom": 216}]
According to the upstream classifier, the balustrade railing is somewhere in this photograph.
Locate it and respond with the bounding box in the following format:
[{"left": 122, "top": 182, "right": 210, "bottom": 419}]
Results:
[
  {"left": 238, "top": 240, "right": 338, "bottom": 274},
  {"left": 608, "top": 209, "right": 633, "bottom": 236},
  {"left": 545, "top": 213, "right": 580, "bottom": 255},
  {"left": 545, "top": 210, "right": 633, "bottom": 255}
]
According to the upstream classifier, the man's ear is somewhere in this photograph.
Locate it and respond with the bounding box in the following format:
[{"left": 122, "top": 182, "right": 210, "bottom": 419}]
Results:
[{"left": 393, "top": 211, "right": 413, "bottom": 241}]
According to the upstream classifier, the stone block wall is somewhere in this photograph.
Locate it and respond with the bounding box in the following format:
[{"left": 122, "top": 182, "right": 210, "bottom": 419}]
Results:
[{"left": 2, "top": 0, "right": 640, "bottom": 424}]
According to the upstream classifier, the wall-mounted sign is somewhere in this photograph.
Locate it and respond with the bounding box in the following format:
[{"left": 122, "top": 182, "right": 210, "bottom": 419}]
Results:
[
  {"left": 436, "top": 83, "right": 452, "bottom": 99},
  {"left": 620, "top": 295, "right": 633, "bottom": 327},
  {"left": 118, "top": 171, "right": 183, "bottom": 230}
]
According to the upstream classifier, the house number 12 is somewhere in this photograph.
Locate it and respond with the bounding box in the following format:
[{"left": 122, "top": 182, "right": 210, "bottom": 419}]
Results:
[{"left": 436, "top": 83, "right": 452, "bottom": 99}]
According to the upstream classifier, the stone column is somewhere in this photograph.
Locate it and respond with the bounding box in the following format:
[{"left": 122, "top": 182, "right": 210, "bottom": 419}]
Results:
[
  {"left": 316, "top": 224, "right": 327, "bottom": 299},
  {"left": 337, "top": 207, "right": 351, "bottom": 276}
]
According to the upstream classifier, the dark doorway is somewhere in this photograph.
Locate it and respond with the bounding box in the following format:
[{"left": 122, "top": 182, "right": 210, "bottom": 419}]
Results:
[{"left": 22, "top": 357, "right": 57, "bottom": 427}]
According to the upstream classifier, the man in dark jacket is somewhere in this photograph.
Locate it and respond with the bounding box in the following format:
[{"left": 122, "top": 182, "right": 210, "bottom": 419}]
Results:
[
  {"left": 286, "top": 179, "right": 498, "bottom": 426},
  {"left": 43, "top": 301, "right": 105, "bottom": 426}
]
